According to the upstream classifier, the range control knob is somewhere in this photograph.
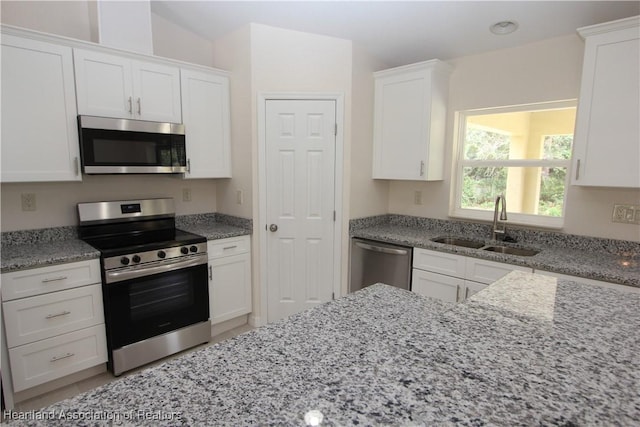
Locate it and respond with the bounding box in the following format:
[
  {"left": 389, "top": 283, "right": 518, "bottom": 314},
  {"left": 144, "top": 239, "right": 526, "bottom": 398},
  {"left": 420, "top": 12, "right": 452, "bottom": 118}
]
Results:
[
  {"left": 132, "top": 255, "right": 141, "bottom": 263},
  {"left": 120, "top": 257, "right": 130, "bottom": 265},
  {"left": 189, "top": 245, "right": 198, "bottom": 253},
  {"left": 180, "top": 247, "right": 189, "bottom": 255},
  {"left": 157, "top": 250, "right": 166, "bottom": 259}
]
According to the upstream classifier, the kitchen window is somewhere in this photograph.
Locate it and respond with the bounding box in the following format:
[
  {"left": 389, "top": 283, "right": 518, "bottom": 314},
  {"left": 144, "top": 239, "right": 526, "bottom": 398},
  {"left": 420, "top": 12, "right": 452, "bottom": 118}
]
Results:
[{"left": 451, "top": 100, "right": 577, "bottom": 228}]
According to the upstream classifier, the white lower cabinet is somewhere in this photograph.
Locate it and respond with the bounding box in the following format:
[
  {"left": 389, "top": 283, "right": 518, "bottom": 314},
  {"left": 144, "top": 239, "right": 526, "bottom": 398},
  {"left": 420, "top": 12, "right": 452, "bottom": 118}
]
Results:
[
  {"left": 207, "top": 236, "right": 252, "bottom": 325},
  {"left": 1, "top": 260, "right": 107, "bottom": 393},
  {"left": 412, "top": 248, "right": 532, "bottom": 302}
]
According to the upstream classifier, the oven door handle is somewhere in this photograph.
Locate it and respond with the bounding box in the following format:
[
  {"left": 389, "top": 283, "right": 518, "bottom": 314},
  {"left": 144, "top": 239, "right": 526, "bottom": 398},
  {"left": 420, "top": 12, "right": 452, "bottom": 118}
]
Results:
[{"left": 105, "top": 254, "right": 208, "bottom": 284}]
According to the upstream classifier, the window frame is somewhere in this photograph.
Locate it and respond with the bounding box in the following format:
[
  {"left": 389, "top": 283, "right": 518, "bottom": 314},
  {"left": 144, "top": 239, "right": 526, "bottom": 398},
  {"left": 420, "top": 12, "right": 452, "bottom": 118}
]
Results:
[{"left": 450, "top": 100, "right": 577, "bottom": 229}]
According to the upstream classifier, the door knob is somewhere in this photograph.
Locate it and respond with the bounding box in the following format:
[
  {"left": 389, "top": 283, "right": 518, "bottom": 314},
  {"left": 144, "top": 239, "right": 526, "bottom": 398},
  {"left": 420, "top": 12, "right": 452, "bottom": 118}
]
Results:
[{"left": 269, "top": 224, "right": 278, "bottom": 232}]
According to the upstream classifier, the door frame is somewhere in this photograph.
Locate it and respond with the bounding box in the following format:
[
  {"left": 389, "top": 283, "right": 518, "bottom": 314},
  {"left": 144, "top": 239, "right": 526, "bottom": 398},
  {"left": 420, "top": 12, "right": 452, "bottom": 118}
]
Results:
[{"left": 257, "top": 92, "right": 345, "bottom": 326}]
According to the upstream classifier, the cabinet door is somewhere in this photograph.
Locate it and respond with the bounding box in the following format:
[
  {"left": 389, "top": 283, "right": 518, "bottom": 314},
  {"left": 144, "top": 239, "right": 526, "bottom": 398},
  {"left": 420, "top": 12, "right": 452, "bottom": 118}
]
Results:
[
  {"left": 465, "top": 258, "right": 532, "bottom": 285},
  {"left": 132, "top": 60, "right": 181, "bottom": 123},
  {"left": 572, "top": 20, "right": 640, "bottom": 187},
  {"left": 411, "top": 269, "right": 462, "bottom": 303},
  {"left": 181, "top": 69, "right": 231, "bottom": 178},
  {"left": 74, "top": 49, "right": 133, "bottom": 119},
  {"left": 463, "top": 280, "right": 488, "bottom": 301},
  {"left": 209, "top": 253, "right": 251, "bottom": 325},
  {"left": 1, "top": 36, "right": 81, "bottom": 182},
  {"left": 372, "top": 60, "right": 450, "bottom": 181}
]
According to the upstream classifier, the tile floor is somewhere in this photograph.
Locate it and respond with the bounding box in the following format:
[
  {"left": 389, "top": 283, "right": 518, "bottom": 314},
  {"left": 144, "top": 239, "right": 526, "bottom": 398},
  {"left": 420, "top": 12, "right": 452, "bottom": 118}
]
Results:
[{"left": 12, "top": 324, "right": 254, "bottom": 412}]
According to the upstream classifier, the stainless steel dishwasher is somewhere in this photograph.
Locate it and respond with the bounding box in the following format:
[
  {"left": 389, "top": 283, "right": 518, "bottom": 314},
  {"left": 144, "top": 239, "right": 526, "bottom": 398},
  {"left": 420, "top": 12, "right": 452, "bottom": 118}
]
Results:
[{"left": 349, "top": 238, "right": 412, "bottom": 293}]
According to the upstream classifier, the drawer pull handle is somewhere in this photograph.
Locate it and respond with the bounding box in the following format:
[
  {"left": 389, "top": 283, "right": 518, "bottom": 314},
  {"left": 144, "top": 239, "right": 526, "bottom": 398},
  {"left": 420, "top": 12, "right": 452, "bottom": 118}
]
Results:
[
  {"left": 41, "top": 276, "right": 68, "bottom": 283},
  {"left": 209, "top": 265, "right": 213, "bottom": 281},
  {"left": 223, "top": 245, "right": 238, "bottom": 250},
  {"left": 50, "top": 352, "right": 74, "bottom": 362},
  {"left": 46, "top": 310, "right": 71, "bottom": 319}
]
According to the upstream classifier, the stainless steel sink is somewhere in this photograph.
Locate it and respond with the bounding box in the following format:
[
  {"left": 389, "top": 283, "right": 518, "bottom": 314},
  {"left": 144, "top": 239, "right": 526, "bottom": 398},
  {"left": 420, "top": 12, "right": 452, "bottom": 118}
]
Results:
[
  {"left": 482, "top": 245, "right": 539, "bottom": 256},
  {"left": 431, "top": 237, "right": 485, "bottom": 249}
]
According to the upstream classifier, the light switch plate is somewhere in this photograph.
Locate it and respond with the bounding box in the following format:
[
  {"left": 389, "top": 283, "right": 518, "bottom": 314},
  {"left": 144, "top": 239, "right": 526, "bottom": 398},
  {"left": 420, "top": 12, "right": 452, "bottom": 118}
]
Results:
[{"left": 612, "top": 204, "right": 640, "bottom": 224}]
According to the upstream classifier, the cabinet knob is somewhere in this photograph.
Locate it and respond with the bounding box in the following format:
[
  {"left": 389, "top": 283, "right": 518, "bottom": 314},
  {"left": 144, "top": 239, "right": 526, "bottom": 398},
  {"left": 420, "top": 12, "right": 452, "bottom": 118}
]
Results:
[{"left": 269, "top": 224, "right": 278, "bottom": 232}]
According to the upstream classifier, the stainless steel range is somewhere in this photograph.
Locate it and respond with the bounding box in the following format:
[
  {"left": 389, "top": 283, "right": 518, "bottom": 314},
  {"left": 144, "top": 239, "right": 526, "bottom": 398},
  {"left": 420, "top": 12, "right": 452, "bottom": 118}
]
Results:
[{"left": 78, "top": 198, "right": 210, "bottom": 376}]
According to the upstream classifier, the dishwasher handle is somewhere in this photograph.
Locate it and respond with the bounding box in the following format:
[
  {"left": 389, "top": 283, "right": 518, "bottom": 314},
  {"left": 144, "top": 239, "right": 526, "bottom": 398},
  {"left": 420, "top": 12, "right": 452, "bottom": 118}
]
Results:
[{"left": 354, "top": 241, "right": 409, "bottom": 256}]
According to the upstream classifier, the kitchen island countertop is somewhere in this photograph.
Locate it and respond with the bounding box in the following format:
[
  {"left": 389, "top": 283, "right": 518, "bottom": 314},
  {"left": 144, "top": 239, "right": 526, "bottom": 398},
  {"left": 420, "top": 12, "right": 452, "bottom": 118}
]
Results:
[{"left": 7, "top": 271, "right": 639, "bottom": 426}]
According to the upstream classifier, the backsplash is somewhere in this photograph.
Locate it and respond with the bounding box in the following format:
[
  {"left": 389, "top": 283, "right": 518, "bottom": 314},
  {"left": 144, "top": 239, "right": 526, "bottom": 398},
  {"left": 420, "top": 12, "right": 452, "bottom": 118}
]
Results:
[
  {"left": 2, "top": 213, "right": 252, "bottom": 247},
  {"left": 350, "top": 214, "right": 640, "bottom": 255}
]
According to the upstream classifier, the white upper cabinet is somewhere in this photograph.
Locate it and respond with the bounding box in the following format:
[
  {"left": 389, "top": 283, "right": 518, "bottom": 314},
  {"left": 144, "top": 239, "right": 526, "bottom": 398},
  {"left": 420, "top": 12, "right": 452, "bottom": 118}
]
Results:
[
  {"left": 1, "top": 35, "right": 81, "bottom": 182},
  {"left": 180, "top": 69, "right": 232, "bottom": 178},
  {"left": 572, "top": 16, "right": 640, "bottom": 188},
  {"left": 74, "top": 49, "right": 181, "bottom": 123},
  {"left": 372, "top": 59, "right": 452, "bottom": 180}
]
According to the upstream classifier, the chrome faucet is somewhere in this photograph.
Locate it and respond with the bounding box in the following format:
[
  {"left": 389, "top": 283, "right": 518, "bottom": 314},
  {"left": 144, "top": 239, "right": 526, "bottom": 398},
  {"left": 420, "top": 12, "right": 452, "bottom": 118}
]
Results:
[{"left": 492, "top": 195, "right": 508, "bottom": 240}]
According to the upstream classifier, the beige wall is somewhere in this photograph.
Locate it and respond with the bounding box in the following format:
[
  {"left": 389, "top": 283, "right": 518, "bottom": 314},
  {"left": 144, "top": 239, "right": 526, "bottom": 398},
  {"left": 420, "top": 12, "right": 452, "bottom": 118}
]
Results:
[
  {"left": 387, "top": 34, "right": 640, "bottom": 241},
  {"left": 0, "top": 1, "right": 97, "bottom": 42},
  {"left": 211, "top": 24, "right": 358, "bottom": 323},
  {"left": 350, "top": 44, "right": 390, "bottom": 219},
  {"left": 0, "top": 1, "right": 220, "bottom": 232},
  {"left": 211, "top": 26, "right": 253, "bottom": 220}
]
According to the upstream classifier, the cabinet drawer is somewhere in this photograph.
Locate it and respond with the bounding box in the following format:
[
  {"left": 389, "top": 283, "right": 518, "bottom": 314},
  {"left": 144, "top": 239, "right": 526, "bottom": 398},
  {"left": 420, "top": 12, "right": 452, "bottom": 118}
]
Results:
[
  {"left": 9, "top": 324, "right": 107, "bottom": 392},
  {"left": 3, "top": 284, "right": 104, "bottom": 348},
  {"left": 207, "top": 236, "right": 250, "bottom": 258},
  {"left": 413, "top": 248, "right": 466, "bottom": 278},
  {"left": 1, "top": 260, "right": 101, "bottom": 301},
  {"left": 465, "top": 258, "right": 532, "bottom": 285}
]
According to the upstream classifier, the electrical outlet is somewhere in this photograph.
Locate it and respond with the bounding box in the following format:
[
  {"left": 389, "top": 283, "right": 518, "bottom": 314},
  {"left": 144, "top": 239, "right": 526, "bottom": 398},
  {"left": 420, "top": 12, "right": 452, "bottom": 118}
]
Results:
[
  {"left": 612, "top": 204, "right": 640, "bottom": 224},
  {"left": 21, "top": 193, "right": 36, "bottom": 211},
  {"left": 182, "top": 188, "right": 192, "bottom": 202},
  {"left": 236, "top": 190, "right": 244, "bottom": 205},
  {"left": 414, "top": 190, "right": 423, "bottom": 205}
]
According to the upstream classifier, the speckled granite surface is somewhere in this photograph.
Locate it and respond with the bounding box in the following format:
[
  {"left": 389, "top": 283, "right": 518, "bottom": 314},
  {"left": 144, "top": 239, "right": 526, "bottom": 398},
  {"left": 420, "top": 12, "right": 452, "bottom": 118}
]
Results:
[
  {"left": 0, "top": 224, "right": 100, "bottom": 273},
  {"left": 1, "top": 214, "right": 252, "bottom": 273},
  {"left": 351, "top": 215, "right": 640, "bottom": 288},
  {"left": 175, "top": 213, "right": 252, "bottom": 240},
  {"left": 6, "top": 273, "right": 639, "bottom": 426}
]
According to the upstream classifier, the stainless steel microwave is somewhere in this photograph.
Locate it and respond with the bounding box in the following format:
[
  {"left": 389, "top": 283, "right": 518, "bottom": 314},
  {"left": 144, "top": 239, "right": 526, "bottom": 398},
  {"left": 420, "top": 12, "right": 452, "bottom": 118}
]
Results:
[{"left": 78, "top": 116, "right": 187, "bottom": 174}]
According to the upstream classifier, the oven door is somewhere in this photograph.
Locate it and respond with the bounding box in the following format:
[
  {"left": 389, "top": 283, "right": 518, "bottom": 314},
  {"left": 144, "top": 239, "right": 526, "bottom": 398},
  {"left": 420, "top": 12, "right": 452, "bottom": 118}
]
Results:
[{"left": 103, "top": 256, "right": 209, "bottom": 349}]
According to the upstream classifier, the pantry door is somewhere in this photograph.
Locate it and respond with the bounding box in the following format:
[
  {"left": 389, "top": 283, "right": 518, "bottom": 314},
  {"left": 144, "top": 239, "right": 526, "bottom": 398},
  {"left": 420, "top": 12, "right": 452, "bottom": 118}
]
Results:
[{"left": 265, "top": 99, "right": 337, "bottom": 323}]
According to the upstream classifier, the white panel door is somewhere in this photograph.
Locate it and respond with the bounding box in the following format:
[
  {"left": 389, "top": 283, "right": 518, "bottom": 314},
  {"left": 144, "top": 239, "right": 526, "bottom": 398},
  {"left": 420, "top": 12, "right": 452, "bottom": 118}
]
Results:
[{"left": 266, "top": 100, "right": 336, "bottom": 322}]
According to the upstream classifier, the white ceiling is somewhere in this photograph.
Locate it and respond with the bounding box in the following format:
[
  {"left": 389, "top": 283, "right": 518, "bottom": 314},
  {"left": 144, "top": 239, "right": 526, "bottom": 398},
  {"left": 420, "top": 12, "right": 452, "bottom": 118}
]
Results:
[{"left": 151, "top": 1, "right": 640, "bottom": 67}]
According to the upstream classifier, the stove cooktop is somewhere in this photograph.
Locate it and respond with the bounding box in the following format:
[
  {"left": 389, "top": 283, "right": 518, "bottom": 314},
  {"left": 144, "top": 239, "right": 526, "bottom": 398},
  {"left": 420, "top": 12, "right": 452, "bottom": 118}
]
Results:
[{"left": 83, "top": 229, "right": 207, "bottom": 258}]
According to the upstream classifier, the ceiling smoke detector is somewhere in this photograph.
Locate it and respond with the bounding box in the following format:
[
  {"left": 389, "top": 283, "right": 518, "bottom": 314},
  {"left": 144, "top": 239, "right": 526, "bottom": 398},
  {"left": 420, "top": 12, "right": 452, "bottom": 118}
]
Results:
[{"left": 490, "top": 20, "right": 519, "bottom": 35}]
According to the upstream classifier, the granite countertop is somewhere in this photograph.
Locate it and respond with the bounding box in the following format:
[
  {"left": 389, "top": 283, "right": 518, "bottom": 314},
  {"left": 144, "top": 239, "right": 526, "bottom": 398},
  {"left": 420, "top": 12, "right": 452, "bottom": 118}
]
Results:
[
  {"left": 6, "top": 272, "right": 639, "bottom": 426},
  {"left": 0, "top": 214, "right": 252, "bottom": 273},
  {"left": 352, "top": 221, "right": 640, "bottom": 288}
]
